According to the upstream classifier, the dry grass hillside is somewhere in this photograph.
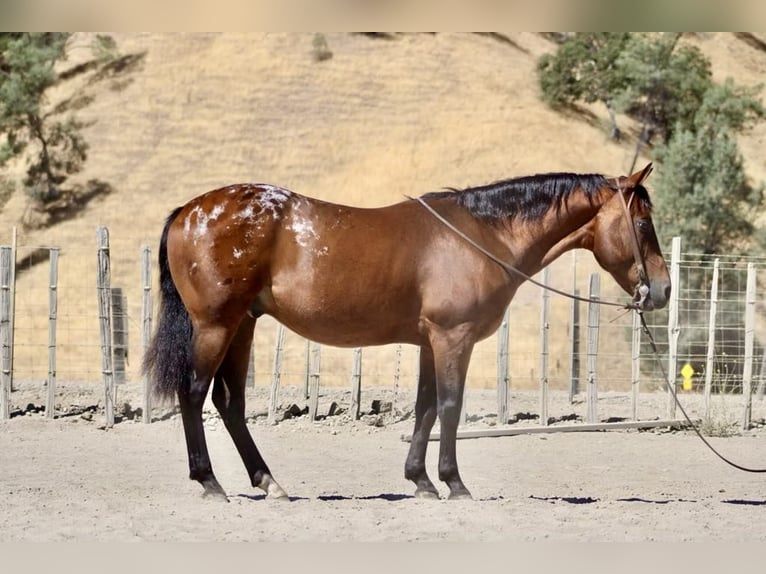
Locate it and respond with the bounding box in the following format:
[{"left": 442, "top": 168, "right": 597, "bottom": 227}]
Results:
[{"left": 1, "top": 32, "right": 765, "bottom": 395}]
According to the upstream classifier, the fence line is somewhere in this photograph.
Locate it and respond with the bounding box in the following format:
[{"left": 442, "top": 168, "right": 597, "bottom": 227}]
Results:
[{"left": 1, "top": 232, "right": 765, "bottom": 432}]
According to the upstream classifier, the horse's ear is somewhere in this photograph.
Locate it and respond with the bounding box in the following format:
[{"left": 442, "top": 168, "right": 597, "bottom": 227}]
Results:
[{"left": 627, "top": 163, "right": 653, "bottom": 187}]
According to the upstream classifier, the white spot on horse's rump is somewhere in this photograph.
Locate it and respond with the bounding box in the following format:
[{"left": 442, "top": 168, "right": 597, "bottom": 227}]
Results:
[
  {"left": 233, "top": 247, "right": 243, "bottom": 259},
  {"left": 235, "top": 184, "right": 292, "bottom": 222},
  {"left": 186, "top": 202, "right": 227, "bottom": 240}
]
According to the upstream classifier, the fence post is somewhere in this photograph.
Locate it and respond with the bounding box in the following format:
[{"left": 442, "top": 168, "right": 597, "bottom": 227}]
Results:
[
  {"left": 569, "top": 251, "right": 580, "bottom": 403},
  {"left": 586, "top": 273, "right": 600, "bottom": 424},
  {"left": 268, "top": 323, "right": 286, "bottom": 424},
  {"left": 9, "top": 228, "right": 16, "bottom": 393},
  {"left": 0, "top": 246, "right": 12, "bottom": 420},
  {"left": 496, "top": 306, "right": 510, "bottom": 424},
  {"left": 46, "top": 248, "right": 59, "bottom": 419},
  {"left": 540, "top": 267, "right": 550, "bottom": 426},
  {"left": 350, "top": 347, "right": 362, "bottom": 420},
  {"left": 141, "top": 246, "right": 153, "bottom": 424},
  {"left": 308, "top": 341, "right": 321, "bottom": 421},
  {"left": 97, "top": 226, "right": 115, "bottom": 428},
  {"left": 742, "top": 262, "right": 756, "bottom": 430},
  {"left": 246, "top": 350, "right": 255, "bottom": 388},
  {"left": 303, "top": 339, "right": 310, "bottom": 399},
  {"left": 703, "top": 258, "right": 719, "bottom": 420},
  {"left": 631, "top": 310, "right": 641, "bottom": 421},
  {"left": 667, "top": 236, "right": 681, "bottom": 419},
  {"left": 111, "top": 287, "right": 127, "bottom": 385},
  {"left": 394, "top": 344, "right": 404, "bottom": 420}
]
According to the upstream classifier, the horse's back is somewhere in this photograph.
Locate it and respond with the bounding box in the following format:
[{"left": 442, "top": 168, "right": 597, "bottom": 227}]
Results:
[{"left": 165, "top": 184, "right": 431, "bottom": 345}]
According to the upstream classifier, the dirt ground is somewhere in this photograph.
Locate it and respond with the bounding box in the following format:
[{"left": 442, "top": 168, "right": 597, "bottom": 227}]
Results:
[{"left": 1, "top": 381, "right": 765, "bottom": 542}]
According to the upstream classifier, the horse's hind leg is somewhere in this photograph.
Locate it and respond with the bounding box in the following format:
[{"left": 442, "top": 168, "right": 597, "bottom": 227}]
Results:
[
  {"left": 212, "top": 315, "right": 288, "bottom": 500},
  {"left": 404, "top": 345, "right": 440, "bottom": 499},
  {"left": 178, "top": 324, "right": 232, "bottom": 501}
]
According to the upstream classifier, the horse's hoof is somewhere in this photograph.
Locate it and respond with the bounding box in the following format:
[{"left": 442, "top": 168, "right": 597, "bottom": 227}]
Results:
[
  {"left": 414, "top": 488, "right": 440, "bottom": 500},
  {"left": 448, "top": 491, "right": 473, "bottom": 501},
  {"left": 266, "top": 491, "right": 290, "bottom": 501},
  {"left": 259, "top": 474, "right": 289, "bottom": 500},
  {"left": 202, "top": 489, "right": 229, "bottom": 502}
]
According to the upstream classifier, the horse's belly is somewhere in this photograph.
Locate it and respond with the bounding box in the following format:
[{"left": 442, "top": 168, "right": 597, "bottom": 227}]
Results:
[{"left": 260, "top": 283, "right": 422, "bottom": 347}]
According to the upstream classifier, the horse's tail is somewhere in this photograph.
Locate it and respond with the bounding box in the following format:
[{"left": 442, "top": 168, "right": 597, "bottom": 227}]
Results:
[{"left": 142, "top": 207, "right": 193, "bottom": 399}]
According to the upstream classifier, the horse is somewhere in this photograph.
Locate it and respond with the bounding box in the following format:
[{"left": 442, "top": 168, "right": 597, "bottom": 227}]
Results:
[{"left": 143, "top": 162, "right": 671, "bottom": 501}]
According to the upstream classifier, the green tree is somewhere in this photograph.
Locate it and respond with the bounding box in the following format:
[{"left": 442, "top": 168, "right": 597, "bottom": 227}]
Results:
[
  {"left": 538, "top": 33, "right": 713, "bottom": 168},
  {"left": 537, "top": 33, "right": 631, "bottom": 140},
  {"left": 652, "top": 80, "right": 765, "bottom": 255},
  {"left": 0, "top": 33, "right": 88, "bottom": 205},
  {"left": 538, "top": 33, "right": 766, "bottom": 390}
]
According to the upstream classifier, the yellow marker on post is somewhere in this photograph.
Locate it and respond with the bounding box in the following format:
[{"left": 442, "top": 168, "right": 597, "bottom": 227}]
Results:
[{"left": 681, "top": 362, "right": 694, "bottom": 391}]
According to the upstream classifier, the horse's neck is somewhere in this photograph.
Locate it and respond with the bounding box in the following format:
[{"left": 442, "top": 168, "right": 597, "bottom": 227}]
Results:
[{"left": 513, "top": 189, "right": 609, "bottom": 274}]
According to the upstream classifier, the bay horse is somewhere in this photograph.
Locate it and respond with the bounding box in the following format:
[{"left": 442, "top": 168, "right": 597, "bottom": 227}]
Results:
[{"left": 143, "top": 163, "right": 670, "bottom": 501}]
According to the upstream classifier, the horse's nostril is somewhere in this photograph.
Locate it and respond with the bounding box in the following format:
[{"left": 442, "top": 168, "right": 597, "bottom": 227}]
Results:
[{"left": 664, "top": 284, "right": 671, "bottom": 301}]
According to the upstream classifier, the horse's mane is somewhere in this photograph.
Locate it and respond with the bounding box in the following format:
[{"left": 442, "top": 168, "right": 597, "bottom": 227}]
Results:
[{"left": 422, "top": 172, "right": 652, "bottom": 221}]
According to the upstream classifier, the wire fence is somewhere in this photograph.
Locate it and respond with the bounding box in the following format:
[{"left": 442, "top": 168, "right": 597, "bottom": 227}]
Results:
[{"left": 1, "top": 231, "right": 765, "bottom": 429}]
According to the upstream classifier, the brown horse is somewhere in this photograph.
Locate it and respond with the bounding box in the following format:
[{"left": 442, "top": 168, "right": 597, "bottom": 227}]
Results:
[{"left": 143, "top": 163, "right": 670, "bottom": 501}]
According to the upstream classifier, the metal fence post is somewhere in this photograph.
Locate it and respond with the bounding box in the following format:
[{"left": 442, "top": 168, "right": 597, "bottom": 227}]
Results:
[
  {"left": 703, "top": 258, "right": 719, "bottom": 420},
  {"left": 667, "top": 236, "right": 681, "bottom": 419},
  {"left": 742, "top": 262, "right": 756, "bottom": 430},
  {"left": 586, "top": 273, "right": 600, "bottom": 424}
]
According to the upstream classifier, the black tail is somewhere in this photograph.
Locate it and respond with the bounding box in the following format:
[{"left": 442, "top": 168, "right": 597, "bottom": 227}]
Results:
[{"left": 142, "top": 207, "right": 193, "bottom": 399}]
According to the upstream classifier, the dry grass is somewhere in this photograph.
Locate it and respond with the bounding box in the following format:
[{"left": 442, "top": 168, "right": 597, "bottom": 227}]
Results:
[{"left": 1, "top": 32, "right": 764, "bottom": 392}]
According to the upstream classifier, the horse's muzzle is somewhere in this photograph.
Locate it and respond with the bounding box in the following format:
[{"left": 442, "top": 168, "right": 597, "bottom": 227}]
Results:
[{"left": 634, "top": 281, "right": 670, "bottom": 311}]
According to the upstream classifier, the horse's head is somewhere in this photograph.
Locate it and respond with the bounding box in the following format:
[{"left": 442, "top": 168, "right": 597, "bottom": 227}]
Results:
[{"left": 591, "top": 163, "right": 671, "bottom": 311}]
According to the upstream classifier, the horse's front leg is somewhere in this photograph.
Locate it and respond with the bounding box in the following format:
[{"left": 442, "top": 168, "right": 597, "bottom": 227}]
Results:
[
  {"left": 404, "top": 345, "right": 440, "bottom": 499},
  {"left": 431, "top": 330, "right": 474, "bottom": 500}
]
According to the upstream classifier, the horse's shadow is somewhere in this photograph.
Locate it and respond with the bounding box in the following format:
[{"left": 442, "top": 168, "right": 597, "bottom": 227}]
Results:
[
  {"left": 529, "top": 495, "right": 766, "bottom": 506},
  {"left": 235, "top": 493, "right": 415, "bottom": 503}
]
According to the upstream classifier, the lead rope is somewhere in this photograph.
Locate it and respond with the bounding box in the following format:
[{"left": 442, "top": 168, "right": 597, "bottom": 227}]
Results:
[
  {"left": 638, "top": 312, "right": 766, "bottom": 473},
  {"left": 412, "top": 194, "right": 766, "bottom": 474}
]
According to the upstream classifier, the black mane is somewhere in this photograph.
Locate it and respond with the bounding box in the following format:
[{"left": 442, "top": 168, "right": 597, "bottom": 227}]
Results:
[{"left": 422, "top": 172, "right": 651, "bottom": 221}]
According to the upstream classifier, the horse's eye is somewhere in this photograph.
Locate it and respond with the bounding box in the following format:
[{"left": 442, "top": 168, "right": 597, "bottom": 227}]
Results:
[{"left": 635, "top": 219, "right": 650, "bottom": 233}]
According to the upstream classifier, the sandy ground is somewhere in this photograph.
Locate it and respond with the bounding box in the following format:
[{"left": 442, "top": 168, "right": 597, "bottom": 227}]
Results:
[{"left": 1, "top": 382, "right": 765, "bottom": 542}]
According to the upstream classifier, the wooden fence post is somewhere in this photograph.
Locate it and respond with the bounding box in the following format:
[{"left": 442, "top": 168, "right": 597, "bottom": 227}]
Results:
[
  {"left": 9, "top": 228, "right": 16, "bottom": 393},
  {"left": 586, "top": 273, "right": 600, "bottom": 424},
  {"left": 496, "top": 306, "right": 510, "bottom": 424},
  {"left": 303, "top": 339, "right": 310, "bottom": 399},
  {"left": 539, "top": 267, "right": 550, "bottom": 426},
  {"left": 97, "top": 226, "right": 115, "bottom": 428},
  {"left": 742, "top": 262, "right": 756, "bottom": 430},
  {"left": 268, "top": 323, "right": 286, "bottom": 424},
  {"left": 350, "top": 347, "right": 362, "bottom": 420},
  {"left": 0, "top": 246, "right": 12, "bottom": 420},
  {"left": 111, "top": 287, "right": 128, "bottom": 385},
  {"left": 246, "top": 350, "right": 255, "bottom": 388},
  {"left": 394, "top": 344, "right": 403, "bottom": 419},
  {"left": 46, "top": 248, "right": 59, "bottom": 419},
  {"left": 667, "top": 236, "right": 681, "bottom": 418},
  {"left": 631, "top": 310, "right": 641, "bottom": 421},
  {"left": 569, "top": 252, "right": 580, "bottom": 403},
  {"left": 141, "top": 246, "right": 153, "bottom": 424},
  {"left": 703, "top": 258, "right": 719, "bottom": 420},
  {"left": 308, "top": 341, "right": 321, "bottom": 421}
]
